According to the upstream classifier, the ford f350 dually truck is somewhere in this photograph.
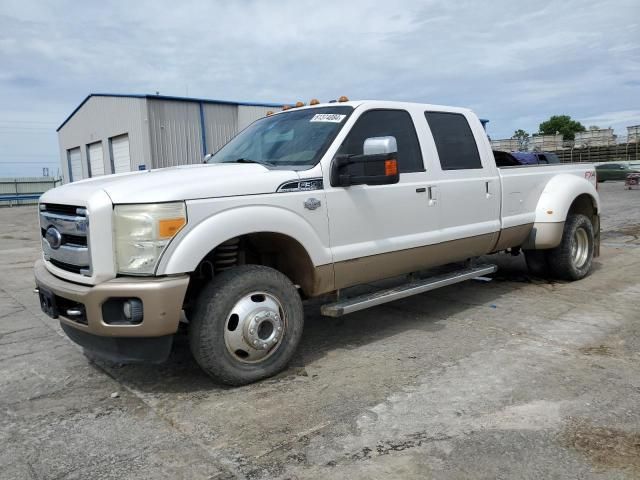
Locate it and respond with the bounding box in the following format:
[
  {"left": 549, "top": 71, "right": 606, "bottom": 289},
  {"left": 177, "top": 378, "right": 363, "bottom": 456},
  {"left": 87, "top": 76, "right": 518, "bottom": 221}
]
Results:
[{"left": 35, "top": 99, "right": 600, "bottom": 385}]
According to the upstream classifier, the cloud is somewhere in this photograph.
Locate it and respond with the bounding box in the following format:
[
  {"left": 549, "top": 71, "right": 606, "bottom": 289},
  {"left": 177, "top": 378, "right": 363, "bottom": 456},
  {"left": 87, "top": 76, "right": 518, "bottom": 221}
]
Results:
[{"left": 0, "top": 0, "right": 639, "bottom": 175}]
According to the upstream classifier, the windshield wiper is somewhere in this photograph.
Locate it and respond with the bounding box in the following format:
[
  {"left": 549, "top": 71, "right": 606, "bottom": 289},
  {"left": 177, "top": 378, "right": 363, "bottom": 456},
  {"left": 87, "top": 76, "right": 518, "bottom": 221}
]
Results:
[{"left": 222, "top": 158, "right": 273, "bottom": 166}]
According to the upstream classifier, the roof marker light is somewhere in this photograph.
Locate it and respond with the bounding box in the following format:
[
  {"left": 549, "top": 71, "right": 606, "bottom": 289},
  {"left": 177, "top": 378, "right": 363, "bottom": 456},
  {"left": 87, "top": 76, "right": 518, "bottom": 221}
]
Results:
[
  {"left": 338, "top": 95, "right": 349, "bottom": 102},
  {"left": 266, "top": 111, "right": 274, "bottom": 116},
  {"left": 295, "top": 101, "right": 305, "bottom": 107},
  {"left": 282, "top": 105, "right": 291, "bottom": 111},
  {"left": 310, "top": 99, "right": 320, "bottom": 105}
]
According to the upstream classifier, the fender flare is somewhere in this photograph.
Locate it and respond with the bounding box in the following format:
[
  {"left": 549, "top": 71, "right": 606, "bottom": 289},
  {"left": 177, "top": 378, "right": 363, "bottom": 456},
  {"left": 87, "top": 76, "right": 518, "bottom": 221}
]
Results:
[
  {"left": 157, "top": 205, "right": 332, "bottom": 275},
  {"left": 533, "top": 174, "right": 599, "bottom": 223},
  {"left": 523, "top": 174, "right": 599, "bottom": 249}
]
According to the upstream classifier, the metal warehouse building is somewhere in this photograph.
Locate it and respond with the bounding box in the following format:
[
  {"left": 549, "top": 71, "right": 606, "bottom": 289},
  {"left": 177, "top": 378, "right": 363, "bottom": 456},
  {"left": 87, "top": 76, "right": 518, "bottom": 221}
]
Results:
[{"left": 57, "top": 93, "right": 283, "bottom": 183}]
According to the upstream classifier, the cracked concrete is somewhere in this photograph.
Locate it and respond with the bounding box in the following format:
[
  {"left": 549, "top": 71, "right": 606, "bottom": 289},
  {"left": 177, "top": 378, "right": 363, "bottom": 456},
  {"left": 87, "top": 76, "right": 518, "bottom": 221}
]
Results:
[{"left": 1, "top": 182, "right": 639, "bottom": 479}]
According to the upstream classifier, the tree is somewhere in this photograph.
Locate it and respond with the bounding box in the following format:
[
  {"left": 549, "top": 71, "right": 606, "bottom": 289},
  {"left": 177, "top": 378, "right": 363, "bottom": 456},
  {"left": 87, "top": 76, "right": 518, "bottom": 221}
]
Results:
[
  {"left": 539, "top": 115, "right": 586, "bottom": 141},
  {"left": 512, "top": 129, "right": 529, "bottom": 151}
]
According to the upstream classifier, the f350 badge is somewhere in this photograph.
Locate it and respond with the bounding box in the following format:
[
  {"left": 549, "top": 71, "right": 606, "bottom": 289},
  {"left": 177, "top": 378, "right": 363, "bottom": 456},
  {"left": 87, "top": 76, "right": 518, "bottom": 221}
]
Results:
[{"left": 304, "top": 198, "right": 321, "bottom": 210}]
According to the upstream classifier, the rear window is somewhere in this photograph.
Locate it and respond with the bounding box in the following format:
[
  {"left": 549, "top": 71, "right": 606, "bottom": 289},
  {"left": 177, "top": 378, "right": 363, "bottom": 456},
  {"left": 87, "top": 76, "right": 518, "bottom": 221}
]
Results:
[{"left": 425, "top": 112, "right": 482, "bottom": 170}]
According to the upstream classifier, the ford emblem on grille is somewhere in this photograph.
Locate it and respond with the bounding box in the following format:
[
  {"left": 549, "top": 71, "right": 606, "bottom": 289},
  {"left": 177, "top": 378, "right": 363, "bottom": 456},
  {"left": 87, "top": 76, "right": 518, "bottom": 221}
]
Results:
[{"left": 45, "top": 226, "right": 62, "bottom": 249}]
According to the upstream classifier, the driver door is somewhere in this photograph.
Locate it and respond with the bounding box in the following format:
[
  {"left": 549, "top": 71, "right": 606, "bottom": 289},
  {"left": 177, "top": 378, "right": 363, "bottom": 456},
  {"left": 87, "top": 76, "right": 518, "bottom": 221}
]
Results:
[{"left": 323, "top": 108, "right": 438, "bottom": 289}]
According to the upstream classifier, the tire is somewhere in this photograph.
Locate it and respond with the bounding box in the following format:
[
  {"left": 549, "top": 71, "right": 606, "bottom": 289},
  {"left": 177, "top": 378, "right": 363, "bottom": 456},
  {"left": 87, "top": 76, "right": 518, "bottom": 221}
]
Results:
[
  {"left": 189, "top": 265, "right": 304, "bottom": 386},
  {"left": 524, "top": 249, "right": 550, "bottom": 278},
  {"left": 547, "top": 214, "right": 594, "bottom": 281}
]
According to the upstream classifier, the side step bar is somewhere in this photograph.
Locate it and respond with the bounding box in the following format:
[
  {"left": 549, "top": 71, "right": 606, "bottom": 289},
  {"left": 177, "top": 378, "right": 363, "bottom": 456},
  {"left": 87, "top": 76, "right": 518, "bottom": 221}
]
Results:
[{"left": 321, "top": 264, "right": 497, "bottom": 317}]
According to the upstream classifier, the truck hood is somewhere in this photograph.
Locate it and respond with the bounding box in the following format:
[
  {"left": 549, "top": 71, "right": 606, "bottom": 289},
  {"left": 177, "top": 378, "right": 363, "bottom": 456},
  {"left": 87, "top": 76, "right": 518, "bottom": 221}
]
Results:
[{"left": 41, "top": 163, "right": 299, "bottom": 205}]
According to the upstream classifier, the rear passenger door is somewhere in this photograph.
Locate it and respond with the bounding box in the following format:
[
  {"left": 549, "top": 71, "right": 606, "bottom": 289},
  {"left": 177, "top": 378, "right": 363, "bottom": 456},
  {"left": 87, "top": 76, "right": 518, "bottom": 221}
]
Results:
[{"left": 424, "top": 111, "right": 501, "bottom": 251}]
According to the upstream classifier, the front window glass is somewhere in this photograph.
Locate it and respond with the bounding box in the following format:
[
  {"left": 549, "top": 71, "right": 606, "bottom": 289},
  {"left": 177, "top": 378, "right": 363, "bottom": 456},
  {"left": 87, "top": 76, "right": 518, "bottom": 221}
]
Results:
[
  {"left": 338, "top": 109, "right": 424, "bottom": 173},
  {"left": 206, "top": 106, "right": 353, "bottom": 169}
]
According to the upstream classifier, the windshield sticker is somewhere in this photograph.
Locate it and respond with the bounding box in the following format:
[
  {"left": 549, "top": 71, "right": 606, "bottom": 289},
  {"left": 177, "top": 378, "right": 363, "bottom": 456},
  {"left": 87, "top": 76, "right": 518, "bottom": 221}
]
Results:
[{"left": 310, "top": 113, "right": 346, "bottom": 123}]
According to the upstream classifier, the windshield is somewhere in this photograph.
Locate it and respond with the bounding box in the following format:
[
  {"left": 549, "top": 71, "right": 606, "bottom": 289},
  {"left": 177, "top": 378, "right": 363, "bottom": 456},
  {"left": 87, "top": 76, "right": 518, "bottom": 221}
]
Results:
[{"left": 206, "top": 106, "right": 353, "bottom": 169}]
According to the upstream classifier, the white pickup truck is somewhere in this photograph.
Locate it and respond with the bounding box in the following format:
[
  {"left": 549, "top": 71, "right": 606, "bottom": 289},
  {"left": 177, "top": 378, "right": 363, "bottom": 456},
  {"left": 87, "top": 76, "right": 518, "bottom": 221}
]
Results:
[{"left": 35, "top": 99, "right": 600, "bottom": 385}]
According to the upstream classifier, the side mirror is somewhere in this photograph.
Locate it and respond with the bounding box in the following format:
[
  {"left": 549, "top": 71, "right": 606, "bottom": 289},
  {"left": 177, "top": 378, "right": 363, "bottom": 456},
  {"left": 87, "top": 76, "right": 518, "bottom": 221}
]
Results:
[
  {"left": 363, "top": 136, "right": 398, "bottom": 156},
  {"left": 330, "top": 136, "right": 400, "bottom": 187}
]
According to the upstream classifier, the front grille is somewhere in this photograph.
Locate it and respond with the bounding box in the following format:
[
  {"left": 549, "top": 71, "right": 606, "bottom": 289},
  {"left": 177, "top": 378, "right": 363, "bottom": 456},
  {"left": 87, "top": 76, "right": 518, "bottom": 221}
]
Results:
[
  {"left": 62, "top": 233, "right": 88, "bottom": 246},
  {"left": 41, "top": 203, "right": 86, "bottom": 217},
  {"left": 49, "top": 259, "right": 86, "bottom": 274},
  {"left": 41, "top": 229, "right": 88, "bottom": 247},
  {"left": 40, "top": 203, "right": 91, "bottom": 276}
]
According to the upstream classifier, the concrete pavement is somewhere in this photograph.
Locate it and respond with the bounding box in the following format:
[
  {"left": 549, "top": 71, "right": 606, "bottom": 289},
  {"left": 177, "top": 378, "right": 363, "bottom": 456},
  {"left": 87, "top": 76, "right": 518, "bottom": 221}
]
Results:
[{"left": 1, "top": 182, "right": 639, "bottom": 479}]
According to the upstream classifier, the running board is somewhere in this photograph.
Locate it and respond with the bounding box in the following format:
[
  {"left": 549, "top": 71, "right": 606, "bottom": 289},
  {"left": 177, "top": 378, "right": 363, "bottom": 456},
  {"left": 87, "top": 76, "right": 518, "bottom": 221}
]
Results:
[{"left": 321, "top": 264, "right": 498, "bottom": 317}]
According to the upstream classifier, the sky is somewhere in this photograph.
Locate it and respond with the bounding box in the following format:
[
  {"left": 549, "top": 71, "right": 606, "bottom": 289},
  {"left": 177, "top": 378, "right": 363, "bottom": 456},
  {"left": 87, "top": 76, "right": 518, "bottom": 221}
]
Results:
[{"left": 0, "top": 0, "right": 639, "bottom": 177}]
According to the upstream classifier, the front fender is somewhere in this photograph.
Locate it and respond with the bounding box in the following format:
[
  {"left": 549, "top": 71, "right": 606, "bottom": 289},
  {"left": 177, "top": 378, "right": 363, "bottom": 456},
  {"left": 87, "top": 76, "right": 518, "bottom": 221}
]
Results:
[{"left": 157, "top": 204, "right": 332, "bottom": 275}]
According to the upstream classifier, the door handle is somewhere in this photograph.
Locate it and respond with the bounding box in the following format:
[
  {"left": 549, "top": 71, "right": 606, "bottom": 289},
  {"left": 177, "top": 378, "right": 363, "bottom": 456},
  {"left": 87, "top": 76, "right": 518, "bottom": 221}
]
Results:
[
  {"left": 416, "top": 187, "right": 426, "bottom": 193},
  {"left": 427, "top": 186, "right": 437, "bottom": 206},
  {"left": 485, "top": 181, "right": 492, "bottom": 198}
]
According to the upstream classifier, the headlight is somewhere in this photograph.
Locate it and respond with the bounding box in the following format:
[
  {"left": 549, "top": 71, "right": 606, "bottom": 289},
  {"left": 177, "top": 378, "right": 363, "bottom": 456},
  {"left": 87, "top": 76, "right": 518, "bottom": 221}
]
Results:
[{"left": 114, "top": 202, "right": 187, "bottom": 275}]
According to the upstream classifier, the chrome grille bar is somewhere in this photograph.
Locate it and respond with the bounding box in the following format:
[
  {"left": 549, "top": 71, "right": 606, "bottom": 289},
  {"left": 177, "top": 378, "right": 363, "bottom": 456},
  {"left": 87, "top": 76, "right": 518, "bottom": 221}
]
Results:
[{"left": 39, "top": 204, "right": 91, "bottom": 276}]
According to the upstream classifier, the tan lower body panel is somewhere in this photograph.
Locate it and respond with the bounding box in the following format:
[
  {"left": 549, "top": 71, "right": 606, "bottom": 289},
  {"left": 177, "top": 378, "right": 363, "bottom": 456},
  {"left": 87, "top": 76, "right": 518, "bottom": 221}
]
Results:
[
  {"left": 521, "top": 221, "right": 565, "bottom": 250},
  {"left": 491, "top": 223, "right": 534, "bottom": 252},
  {"left": 34, "top": 259, "right": 189, "bottom": 337},
  {"left": 332, "top": 232, "right": 499, "bottom": 291}
]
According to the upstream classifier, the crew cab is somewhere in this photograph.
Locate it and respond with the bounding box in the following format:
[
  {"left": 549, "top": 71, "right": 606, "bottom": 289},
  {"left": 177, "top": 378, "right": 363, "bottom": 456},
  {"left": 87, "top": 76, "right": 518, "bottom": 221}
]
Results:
[{"left": 35, "top": 99, "right": 600, "bottom": 385}]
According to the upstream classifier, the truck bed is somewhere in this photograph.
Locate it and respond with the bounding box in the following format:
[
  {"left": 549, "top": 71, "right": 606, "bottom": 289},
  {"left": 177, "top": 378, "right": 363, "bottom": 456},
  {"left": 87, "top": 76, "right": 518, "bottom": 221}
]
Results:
[{"left": 498, "top": 162, "right": 596, "bottom": 230}]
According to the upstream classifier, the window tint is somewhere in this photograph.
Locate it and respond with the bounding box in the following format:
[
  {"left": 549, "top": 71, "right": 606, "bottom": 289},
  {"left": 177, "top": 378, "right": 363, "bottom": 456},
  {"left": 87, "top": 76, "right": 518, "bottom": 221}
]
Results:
[
  {"left": 425, "top": 112, "right": 482, "bottom": 170},
  {"left": 493, "top": 150, "right": 520, "bottom": 167},
  {"left": 338, "top": 109, "right": 424, "bottom": 173}
]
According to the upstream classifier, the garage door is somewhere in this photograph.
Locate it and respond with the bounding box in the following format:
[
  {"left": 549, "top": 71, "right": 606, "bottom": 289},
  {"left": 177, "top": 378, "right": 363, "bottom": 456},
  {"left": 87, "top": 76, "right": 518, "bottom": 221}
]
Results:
[
  {"left": 111, "top": 134, "right": 131, "bottom": 173},
  {"left": 87, "top": 142, "right": 105, "bottom": 177},
  {"left": 67, "top": 147, "right": 83, "bottom": 182}
]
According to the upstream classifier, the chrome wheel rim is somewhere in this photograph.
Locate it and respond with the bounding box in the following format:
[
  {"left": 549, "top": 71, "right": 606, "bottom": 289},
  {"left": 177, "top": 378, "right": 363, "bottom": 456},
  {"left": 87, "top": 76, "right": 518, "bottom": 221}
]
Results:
[
  {"left": 571, "top": 227, "right": 589, "bottom": 269},
  {"left": 224, "top": 291, "right": 286, "bottom": 363}
]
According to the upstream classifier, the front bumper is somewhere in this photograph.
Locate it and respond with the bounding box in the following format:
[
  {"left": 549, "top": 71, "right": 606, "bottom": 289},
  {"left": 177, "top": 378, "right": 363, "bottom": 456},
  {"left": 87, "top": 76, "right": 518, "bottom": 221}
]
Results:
[{"left": 35, "top": 259, "right": 189, "bottom": 362}]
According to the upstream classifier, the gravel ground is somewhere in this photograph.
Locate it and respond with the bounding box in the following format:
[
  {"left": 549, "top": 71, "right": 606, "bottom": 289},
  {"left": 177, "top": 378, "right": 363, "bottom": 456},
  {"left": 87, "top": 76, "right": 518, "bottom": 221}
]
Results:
[{"left": 1, "top": 181, "right": 639, "bottom": 480}]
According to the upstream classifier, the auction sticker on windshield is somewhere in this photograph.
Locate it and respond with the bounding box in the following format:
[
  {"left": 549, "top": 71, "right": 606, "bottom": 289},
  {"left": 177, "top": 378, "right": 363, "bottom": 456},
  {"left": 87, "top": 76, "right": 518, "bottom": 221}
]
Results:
[{"left": 310, "top": 114, "right": 346, "bottom": 123}]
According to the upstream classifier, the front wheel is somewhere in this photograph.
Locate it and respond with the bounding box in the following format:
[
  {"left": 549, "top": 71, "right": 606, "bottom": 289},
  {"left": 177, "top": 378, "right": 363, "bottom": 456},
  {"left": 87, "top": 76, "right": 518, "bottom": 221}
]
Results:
[
  {"left": 189, "top": 265, "right": 304, "bottom": 385},
  {"left": 548, "top": 214, "right": 595, "bottom": 281}
]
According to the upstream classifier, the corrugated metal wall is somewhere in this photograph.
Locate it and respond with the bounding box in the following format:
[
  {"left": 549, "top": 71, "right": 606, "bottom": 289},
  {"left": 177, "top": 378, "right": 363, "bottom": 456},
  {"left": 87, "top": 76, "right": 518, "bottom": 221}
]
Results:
[
  {"left": 147, "top": 99, "right": 204, "bottom": 168},
  {"left": 57, "top": 96, "right": 150, "bottom": 182},
  {"left": 203, "top": 103, "right": 238, "bottom": 155},
  {"left": 58, "top": 96, "right": 278, "bottom": 174},
  {"left": 147, "top": 101, "right": 271, "bottom": 165},
  {"left": 237, "top": 105, "right": 274, "bottom": 132}
]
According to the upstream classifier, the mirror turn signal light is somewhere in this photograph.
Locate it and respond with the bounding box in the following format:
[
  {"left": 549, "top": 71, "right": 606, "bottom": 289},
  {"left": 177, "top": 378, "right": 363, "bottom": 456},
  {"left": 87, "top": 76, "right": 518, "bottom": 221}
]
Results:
[
  {"left": 338, "top": 96, "right": 349, "bottom": 102},
  {"left": 385, "top": 159, "right": 398, "bottom": 176},
  {"left": 310, "top": 99, "right": 320, "bottom": 105}
]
